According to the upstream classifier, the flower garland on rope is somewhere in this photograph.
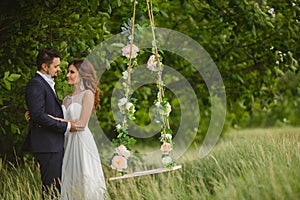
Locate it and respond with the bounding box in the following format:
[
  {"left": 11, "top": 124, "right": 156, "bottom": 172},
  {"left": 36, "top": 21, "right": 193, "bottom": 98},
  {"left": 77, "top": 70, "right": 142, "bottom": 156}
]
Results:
[
  {"left": 111, "top": 0, "right": 176, "bottom": 173},
  {"left": 110, "top": 0, "right": 138, "bottom": 173},
  {"left": 146, "top": 0, "right": 175, "bottom": 168}
]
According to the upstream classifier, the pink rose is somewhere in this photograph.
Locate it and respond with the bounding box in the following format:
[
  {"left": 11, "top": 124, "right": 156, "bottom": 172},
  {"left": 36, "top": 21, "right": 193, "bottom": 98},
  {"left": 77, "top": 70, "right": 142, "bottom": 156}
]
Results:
[
  {"left": 147, "top": 55, "right": 162, "bottom": 71},
  {"left": 122, "top": 44, "right": 139, "bottom": 59},
  {"left": 111, "top": 155, "right": 128, "bottom": 170},
  {"left": 160, "top": 142, "right": 172, "bottom": 154}
]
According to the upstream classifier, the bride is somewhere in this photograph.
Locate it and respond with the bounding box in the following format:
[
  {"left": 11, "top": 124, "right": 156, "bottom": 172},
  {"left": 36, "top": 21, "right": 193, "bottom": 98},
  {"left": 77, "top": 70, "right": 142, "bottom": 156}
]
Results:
[{"left": 51, "top": 60, "right": 106, "bottom": 199}]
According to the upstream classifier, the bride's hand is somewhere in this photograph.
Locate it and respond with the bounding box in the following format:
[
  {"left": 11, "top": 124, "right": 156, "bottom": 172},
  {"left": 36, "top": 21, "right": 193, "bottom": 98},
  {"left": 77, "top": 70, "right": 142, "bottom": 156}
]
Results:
[{"left": 48, "top": 114, "right": 70, "bottom": 122}]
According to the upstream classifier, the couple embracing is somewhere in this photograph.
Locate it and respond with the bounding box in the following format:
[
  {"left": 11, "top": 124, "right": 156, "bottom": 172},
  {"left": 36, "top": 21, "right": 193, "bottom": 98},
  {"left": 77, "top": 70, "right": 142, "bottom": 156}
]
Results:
[{"left": 23, "top": 48, "right": 106, "bottom": 199}]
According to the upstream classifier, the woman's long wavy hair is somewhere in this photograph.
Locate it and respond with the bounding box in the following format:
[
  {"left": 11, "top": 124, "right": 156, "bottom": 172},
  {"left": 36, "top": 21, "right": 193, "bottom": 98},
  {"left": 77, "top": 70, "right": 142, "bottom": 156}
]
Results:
[{"left": 68, "top": 60, "right": 101, "bottom": 109}]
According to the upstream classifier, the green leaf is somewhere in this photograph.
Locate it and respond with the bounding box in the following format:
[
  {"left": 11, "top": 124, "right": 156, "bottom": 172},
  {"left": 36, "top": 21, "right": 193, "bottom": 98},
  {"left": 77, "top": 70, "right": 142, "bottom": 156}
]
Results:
[
  {"left": 2, "top": 80, "right": 11, "bottom": 90},
  {"left": 129, "top": 98, "right": 138, "bottom": 103},
  {"left": 0, "top": 127, "right": 6, "bottom": 135},
  {"left": 265, "top": 21, "right": 274, "bottom": 29},
  {"left": 7, "top": 74, "right": 21, "bottom": 82},
  {"left": 11, "top": 123, "right": 21, "bottom": 134},
  {"left": 3, "top": 71, "right": 9, "bottom": 79},
  {"left": 117, "top": 132, "right": 123, "bottom": 138},
  {"left": 252, "top": 24, "right": 256, "bottom": 38}
]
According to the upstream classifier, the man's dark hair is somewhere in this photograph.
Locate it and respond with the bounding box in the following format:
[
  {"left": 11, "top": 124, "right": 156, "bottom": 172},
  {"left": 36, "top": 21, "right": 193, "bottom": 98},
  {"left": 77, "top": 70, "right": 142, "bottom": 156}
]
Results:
[{"left": 37, "top": 48, "right": 60, "bottom": 70}]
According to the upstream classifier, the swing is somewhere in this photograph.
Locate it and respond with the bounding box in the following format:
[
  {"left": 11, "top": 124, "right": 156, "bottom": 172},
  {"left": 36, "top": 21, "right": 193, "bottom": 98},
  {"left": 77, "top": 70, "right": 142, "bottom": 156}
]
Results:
[
  {"left": 109, "top": 0, "right": 181, "bottom": 180},
  {"left": 109, "top": 165, "right": 181, "bottom": 181}
]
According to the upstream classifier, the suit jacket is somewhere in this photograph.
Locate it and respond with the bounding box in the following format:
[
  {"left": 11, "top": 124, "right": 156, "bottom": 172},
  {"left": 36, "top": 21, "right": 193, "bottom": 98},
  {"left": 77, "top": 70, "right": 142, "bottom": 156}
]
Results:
[{"left": 23, "top": 73, "right": 67, "bottom": 153}]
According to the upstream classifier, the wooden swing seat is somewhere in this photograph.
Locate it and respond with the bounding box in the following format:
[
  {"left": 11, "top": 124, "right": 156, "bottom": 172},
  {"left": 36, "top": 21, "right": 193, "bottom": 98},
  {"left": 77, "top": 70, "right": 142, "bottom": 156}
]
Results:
[{"left": 109, "top": 165, "right": 182, "bottom": 181}]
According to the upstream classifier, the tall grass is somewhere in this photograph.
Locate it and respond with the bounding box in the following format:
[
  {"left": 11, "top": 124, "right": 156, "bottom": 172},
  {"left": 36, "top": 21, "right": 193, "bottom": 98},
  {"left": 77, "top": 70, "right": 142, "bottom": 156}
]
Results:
[
  {"left": 0, "top": 157, "right": 42, "bottom": 199},
  {"left": 1, "top": 127, "right": 299, "bottom": 199}
]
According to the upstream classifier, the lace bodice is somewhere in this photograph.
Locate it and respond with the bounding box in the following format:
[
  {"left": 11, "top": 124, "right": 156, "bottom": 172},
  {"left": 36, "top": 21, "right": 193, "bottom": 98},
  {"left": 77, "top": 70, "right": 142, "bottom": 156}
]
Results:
[{"left": 62, "top": 90, "right": 95, "bottom": 127}]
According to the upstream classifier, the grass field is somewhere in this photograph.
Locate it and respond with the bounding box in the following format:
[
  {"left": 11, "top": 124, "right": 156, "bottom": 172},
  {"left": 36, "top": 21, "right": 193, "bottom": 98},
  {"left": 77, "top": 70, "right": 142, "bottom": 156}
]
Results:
[{"left": 1, "top": 127, "right": 299, "bottom": 199}]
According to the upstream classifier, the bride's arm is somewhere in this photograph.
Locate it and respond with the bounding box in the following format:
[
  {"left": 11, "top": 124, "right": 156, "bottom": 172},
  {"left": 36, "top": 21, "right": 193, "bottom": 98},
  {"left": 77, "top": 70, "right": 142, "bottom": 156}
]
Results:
[
  {"left": 25, "top": 111, "right": 70, "bottom": 123},
  {"left": 48, "top": 114, "right": 70, "bottom": 122},
  {"left": 76, "top": 90, "right": 95, "bottom": 127}
]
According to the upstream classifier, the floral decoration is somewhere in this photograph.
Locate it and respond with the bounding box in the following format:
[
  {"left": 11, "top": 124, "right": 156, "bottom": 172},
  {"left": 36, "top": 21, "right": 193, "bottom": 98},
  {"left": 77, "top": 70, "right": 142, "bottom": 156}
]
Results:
[
  {"left": 122, "top": 44, "right": 139, "bottom": 59},
  {"left": 147, "top": 54, "right": 162, "bottom": 71},
  {"left": 146, "top": 0, "right": 176, "bottom": 168},
  {"left": 110, "top": 1, "right": 138, "bottom": 173},
  {"left": 111, "top": 155, "right": 128, "bottom": 171},
  {"left": 110, "top": 0, "right": 176, "bottom": 174}
]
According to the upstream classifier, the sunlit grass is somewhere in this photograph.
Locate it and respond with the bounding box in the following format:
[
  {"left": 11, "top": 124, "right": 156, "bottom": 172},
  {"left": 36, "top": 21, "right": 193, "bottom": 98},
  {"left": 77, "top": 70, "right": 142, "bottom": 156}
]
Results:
[
  {"left": 0, "top": 158, "right": 42, "bottom": 199},
  {"left": 1, "top": 127, "right": 300, "bottom": 199}
]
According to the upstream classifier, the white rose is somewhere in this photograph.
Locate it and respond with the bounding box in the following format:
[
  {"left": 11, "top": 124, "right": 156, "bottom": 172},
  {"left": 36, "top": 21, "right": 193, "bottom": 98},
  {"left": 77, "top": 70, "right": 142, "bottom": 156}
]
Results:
[
  {"left": 122, "top": 71, "right": 128, "bottom": 79},
  {"left": 125, "top": 102, "right": 133, "bottom": 110},
  {"left": 162, "top": 156, "right": 173, "bottom": 166},
  {"left": 160, "top": 133, "right": 173, "bottom": 143},
  {"left": 165, "top": 133, "right": 172, "bottom": 140},
  {"left": 126, "top": 102, "right": 136, "bottom": 114},
  {"left": 164, "top": 102, "right": 172, "bottom": 116},
  {"left": 116, "top": 124, "right": 122, "bottom": 129},
  {"left": 155, "top": 101, "right": 161, "bottom": 108},
  {"left": 118, "top": 98, "right": 127, "bottom": 109},
  {"left": 116, "top": 144, "right": 131, "bottom": 158}
]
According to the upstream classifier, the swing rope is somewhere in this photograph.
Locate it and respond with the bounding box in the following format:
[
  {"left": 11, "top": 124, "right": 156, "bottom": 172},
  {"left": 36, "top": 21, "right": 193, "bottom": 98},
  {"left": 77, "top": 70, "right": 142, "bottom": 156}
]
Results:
[
  {"left": 146, "top": 0, "right": 171, "bottom": 143},
  {"left": 122, "top": 0, "right": 138, "bottom": 128}
]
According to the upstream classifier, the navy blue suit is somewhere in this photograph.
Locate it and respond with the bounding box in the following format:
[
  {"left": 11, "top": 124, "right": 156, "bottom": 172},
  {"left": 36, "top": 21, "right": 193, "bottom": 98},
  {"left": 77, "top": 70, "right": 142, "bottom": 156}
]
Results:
[{"left": 23, "top": 73, "right": 68, "bottom": 197}]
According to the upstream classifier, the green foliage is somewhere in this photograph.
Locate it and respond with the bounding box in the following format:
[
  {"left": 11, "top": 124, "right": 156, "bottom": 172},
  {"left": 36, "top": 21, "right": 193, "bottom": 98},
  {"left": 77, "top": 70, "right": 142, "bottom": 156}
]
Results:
[
  {"left": 150, "top": 0, "right": 299, "bottom": 128},
  {"left": 0, "top": 0, "right": 299, "bottom": 160},
  {"left": 0, "top": 0, "right": 112, "bottom": 160},
  {"left": 112, "top": 125, "right": 137, "bottom": 149},
  {"left": 0, "top": 72, "right": 21, "bottom": 91}
]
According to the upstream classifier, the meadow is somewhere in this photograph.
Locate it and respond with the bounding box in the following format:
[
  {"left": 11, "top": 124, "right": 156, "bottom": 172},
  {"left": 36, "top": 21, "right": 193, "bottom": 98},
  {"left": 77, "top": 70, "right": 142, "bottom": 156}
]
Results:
[{"left": 1, "top": 127, "right": 299, "bottom": 199}]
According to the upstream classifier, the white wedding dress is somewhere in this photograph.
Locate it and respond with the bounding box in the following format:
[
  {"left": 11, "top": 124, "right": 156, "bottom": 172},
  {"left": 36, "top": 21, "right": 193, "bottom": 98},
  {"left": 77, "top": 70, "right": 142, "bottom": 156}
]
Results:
[{"left": 60, "top": 90, "right": 106, "bottom": 200}]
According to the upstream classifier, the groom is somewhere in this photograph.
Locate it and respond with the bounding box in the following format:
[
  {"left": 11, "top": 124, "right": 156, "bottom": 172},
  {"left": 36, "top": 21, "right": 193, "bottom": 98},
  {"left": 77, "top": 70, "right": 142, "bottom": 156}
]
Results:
[{"left": 23, "top": 48, "right": 82, "bottom": 198}]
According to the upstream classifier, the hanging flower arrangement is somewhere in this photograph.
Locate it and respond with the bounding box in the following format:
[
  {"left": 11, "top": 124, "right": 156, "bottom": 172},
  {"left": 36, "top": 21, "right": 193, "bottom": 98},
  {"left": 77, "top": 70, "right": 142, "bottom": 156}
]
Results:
[
  {"left": 110, "top": 1, "right": 138, "bottom": 173},
  {"left": 146, "top": 0, "right": 176, "bottom": 168},
  {"left": 147, "top": 55, "right": 176, "bottom": 168},
  {"left": 110, "top": 0, "right": 176, "bottom": 174}
]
